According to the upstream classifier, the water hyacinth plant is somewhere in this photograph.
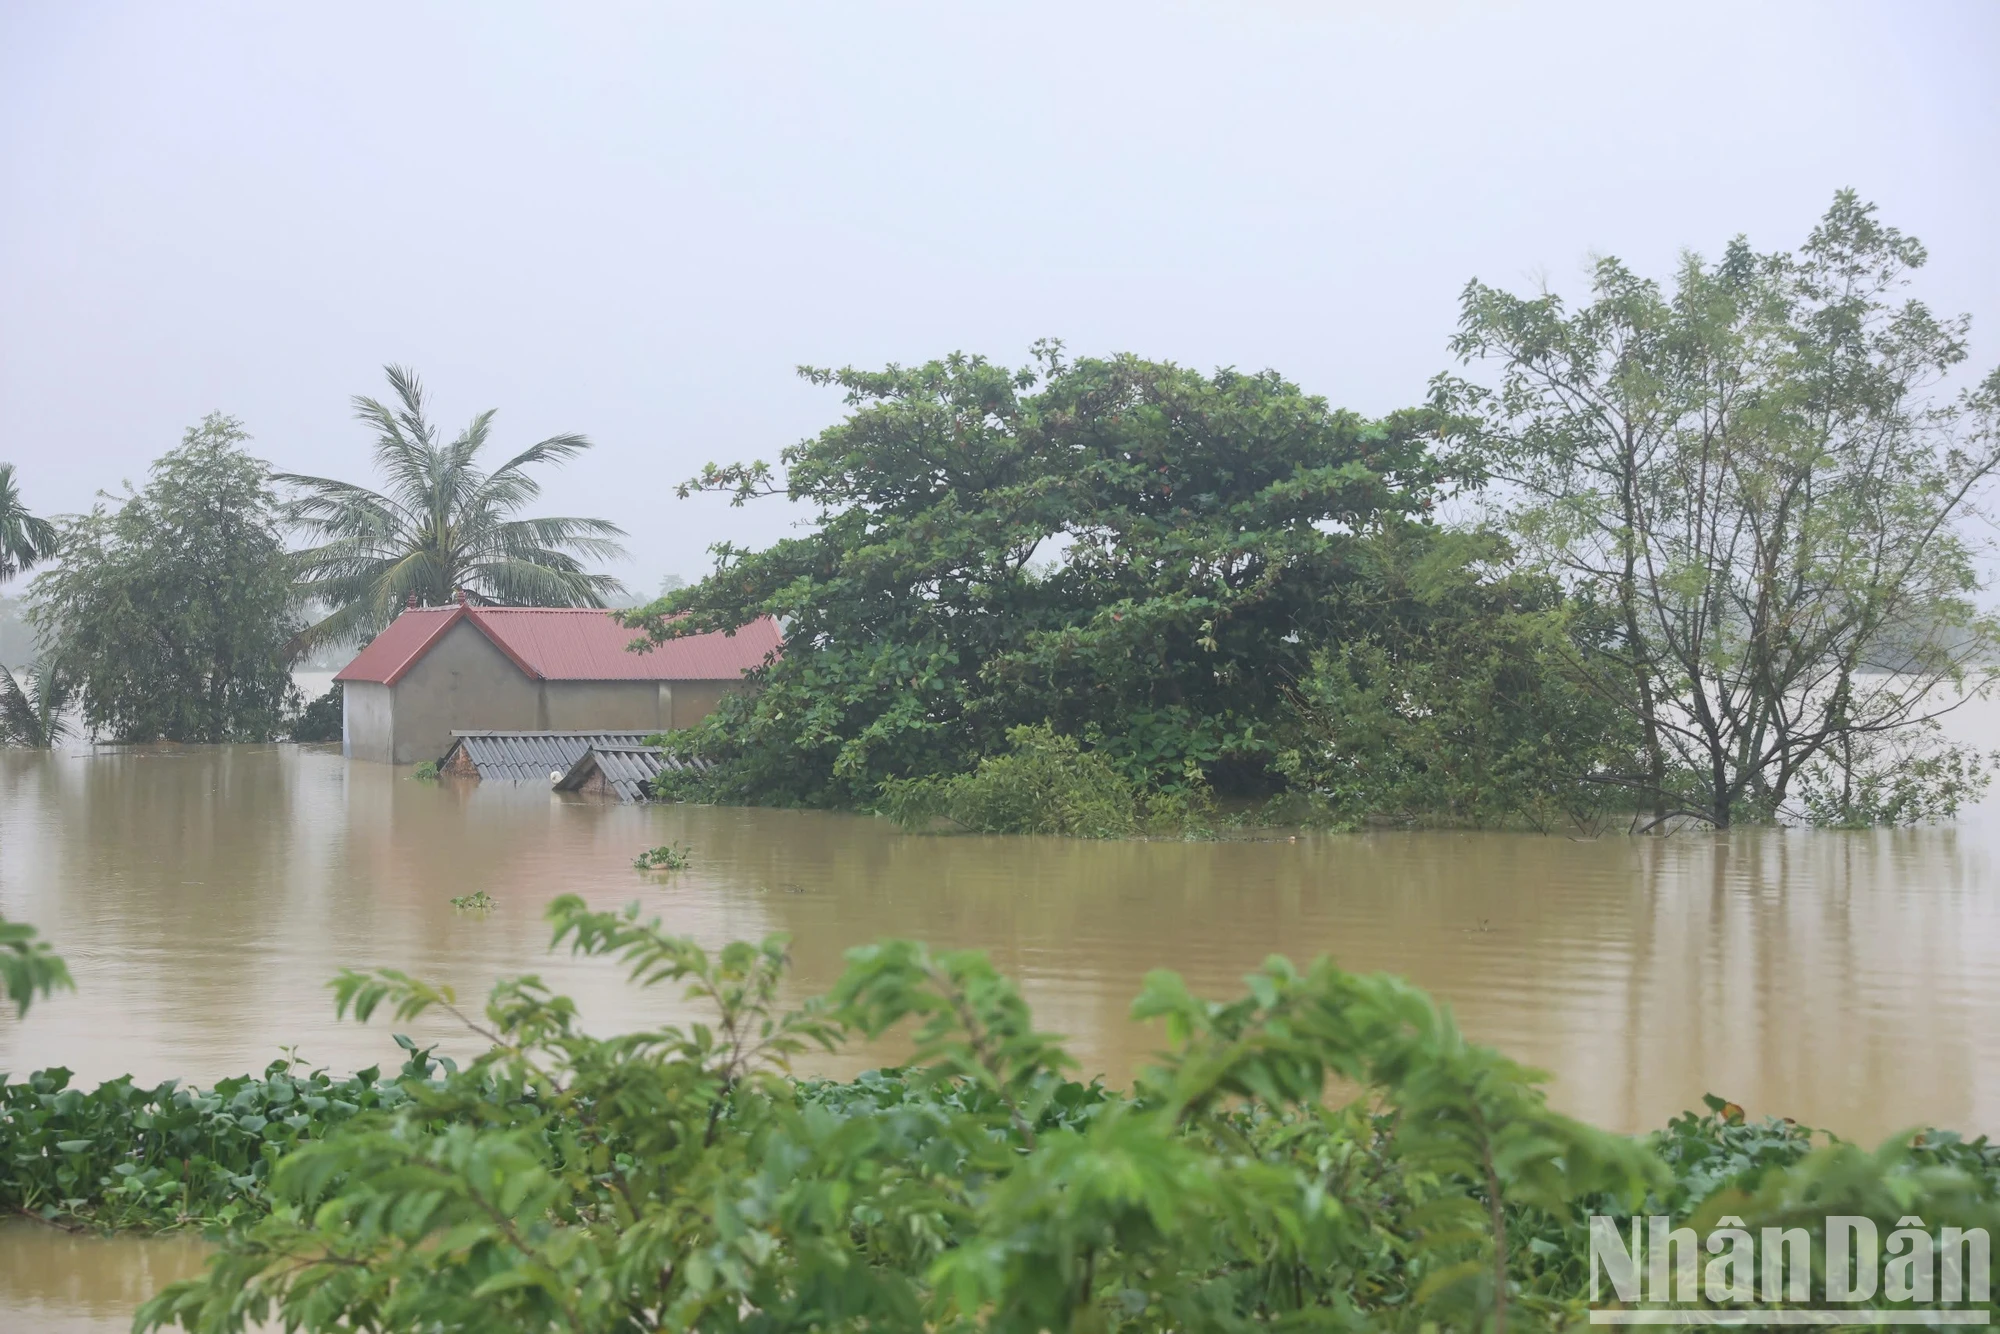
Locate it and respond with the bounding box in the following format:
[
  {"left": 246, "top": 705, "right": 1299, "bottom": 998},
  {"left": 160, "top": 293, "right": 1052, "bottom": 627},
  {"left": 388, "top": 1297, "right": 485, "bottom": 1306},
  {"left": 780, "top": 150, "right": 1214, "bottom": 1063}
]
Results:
[
  {"left": 633, "top": 841, "right": 692, "bottom": 870},
  {"left": 0, "top": 1046, "right": 452, "bottom": 1231}
]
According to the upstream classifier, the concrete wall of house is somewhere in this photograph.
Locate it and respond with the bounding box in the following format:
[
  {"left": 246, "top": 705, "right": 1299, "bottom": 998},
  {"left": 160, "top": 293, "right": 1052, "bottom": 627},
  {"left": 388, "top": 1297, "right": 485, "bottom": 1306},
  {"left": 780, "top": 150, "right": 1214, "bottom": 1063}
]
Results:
[
  {"left": 670, "top": 680, "right": 741, "bottom": 729},
  {"left": 342, "top": 681, "right": 396, "bottom": 763},
  {"left": 386, "top": 621, "right": 542, "bottom": 764},
  {"left": 541, "top": 680, "right": 669, "bottom": 732}
]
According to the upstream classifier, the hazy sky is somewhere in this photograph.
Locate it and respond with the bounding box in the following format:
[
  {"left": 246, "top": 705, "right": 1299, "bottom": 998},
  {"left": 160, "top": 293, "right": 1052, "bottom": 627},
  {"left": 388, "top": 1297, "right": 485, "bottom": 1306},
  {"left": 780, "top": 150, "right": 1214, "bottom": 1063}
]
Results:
[{"left": 4, "top": 2, "right": 1996, "bottom": 594}]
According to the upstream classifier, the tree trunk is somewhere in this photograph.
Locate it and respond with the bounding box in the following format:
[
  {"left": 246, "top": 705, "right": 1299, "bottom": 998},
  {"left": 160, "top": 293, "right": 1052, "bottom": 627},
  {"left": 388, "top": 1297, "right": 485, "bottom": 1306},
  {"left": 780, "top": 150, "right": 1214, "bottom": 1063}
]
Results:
[{"left": 1617, "top": 433, "right": 1667, "bottom": 828}]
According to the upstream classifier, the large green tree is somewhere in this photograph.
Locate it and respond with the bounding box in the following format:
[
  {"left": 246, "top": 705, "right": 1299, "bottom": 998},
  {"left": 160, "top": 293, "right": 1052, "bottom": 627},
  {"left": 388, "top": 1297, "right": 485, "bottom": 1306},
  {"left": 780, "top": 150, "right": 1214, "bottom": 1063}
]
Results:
[
  {"left": 1275, "top": 528, "right": 1641, "bottom": 832},
  {"left": 1441, "top": 193, "right": 2000, "bottom": 827},
  {"left": 282, "top": 365, "right": 629, "bottom": 651},
  {"left": 629, "top": 346, "right": 1449, "bottom": 806},
  {"left": 0, "top": 462, "right": 58, "bottom": 584},
  {"left": 28, "top": 415, "right": 302, "bottom": 742}
]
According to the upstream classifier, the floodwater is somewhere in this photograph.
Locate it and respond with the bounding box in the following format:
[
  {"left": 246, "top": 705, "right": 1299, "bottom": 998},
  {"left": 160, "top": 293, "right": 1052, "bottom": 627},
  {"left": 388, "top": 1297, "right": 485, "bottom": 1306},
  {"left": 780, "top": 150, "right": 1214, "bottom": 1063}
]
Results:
[{"left": 5, "top": 716, "right": 2000, "bottom": 1329}]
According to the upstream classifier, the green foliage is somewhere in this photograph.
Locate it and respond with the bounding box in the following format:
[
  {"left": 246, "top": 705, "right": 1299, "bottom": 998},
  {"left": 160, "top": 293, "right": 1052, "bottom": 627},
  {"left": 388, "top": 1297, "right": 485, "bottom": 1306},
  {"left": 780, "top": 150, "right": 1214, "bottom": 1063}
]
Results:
[
  {"left": 0, "top": 912, "right": 70, "bottom": 1017},
  {"left": 0, "top": 658, "right": 74, "bottom": 748},
  {"left": 1796, "top": 725, "right": 1996, "bottom": 828},
  {"left": 131, "top": 898, "right": 1665, "bottom": 1333},
  {"left": 281, "top": 365, "right": 628, "bottom": 653},
  {"left": 449, "top": 891, "right": 496, "bottom": 912},
  {"left": 1517, "top": 1094, "right": 2000, "bottom": 1307},
  {"left": 1444, "top": 192, "right": 2000, "bottom": 827},
  {"left": 626, "top": 346, "right": 1450, "bottom": 807},
  {"left": 411, "top": 760, "right": 441, "bottom": 781},
  {"left": 26, "top": 416, "right": 302, "bottom": 743},
  {"left": 1137, "top": 769, "right": 1219, "bottom": 838},
  {"left": 1276, "top": 528, "right": 1639, "bottom": 831},
  {"left": 633, "top": 841, "right": 693, "bottom": 870},
  {"left": 288, "top": 682, "right": 342, "bottom": 743},
  {"left": 0, "top": 904, "right": 1977, "bottom": 1328},
  {"left": 0, "top": 1049, "right": 450, "bottom": 1231},
  {"left": 882, "top": 723, "right": 1139, "bottom": 837},
  {"left": 0, "top": 461, "right": 59, "bottom": 585}
]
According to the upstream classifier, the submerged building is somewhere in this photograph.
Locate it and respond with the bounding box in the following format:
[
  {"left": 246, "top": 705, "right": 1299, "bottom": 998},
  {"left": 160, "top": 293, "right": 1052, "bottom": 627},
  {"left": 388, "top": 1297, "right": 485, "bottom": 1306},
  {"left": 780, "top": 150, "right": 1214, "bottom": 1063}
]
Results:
[{"left": 333, "top": 602, "right": 779, "bottom": 764}]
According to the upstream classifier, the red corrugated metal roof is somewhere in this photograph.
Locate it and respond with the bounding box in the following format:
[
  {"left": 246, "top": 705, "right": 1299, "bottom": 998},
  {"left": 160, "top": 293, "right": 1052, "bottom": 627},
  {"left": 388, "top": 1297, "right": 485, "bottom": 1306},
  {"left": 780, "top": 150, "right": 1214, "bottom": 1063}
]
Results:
[
  {"left": 333, "top": 607, "right": 465, "bottom": 685},
  {"left": 334, "top": 606, "right": 780, "bottom": 686}
]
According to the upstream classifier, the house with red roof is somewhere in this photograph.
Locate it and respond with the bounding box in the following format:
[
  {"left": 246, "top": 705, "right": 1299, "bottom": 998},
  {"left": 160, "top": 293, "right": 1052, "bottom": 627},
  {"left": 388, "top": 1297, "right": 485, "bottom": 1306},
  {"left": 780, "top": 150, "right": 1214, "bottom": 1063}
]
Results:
[{"left": 332, "top": 601, "right": 780, "bottom": 764}]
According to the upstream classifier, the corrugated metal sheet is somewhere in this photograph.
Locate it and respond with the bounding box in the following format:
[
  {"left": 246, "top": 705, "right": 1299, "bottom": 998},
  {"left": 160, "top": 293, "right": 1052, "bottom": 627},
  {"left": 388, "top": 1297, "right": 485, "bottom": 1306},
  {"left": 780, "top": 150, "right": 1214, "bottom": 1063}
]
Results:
[
  {"left": 333, "top": 608, "right": 462, "bottom": 685},
  {"left": 441, "top": 730, "right": 653, "bottom": 782},
  {"left": 554, "top": 745, "right": 698, "bottom": 803},
  {"left": 484, "top": 609, "right": 782, "bottom": 681},
  {"left": 334, "top": 606, "right": 782, "bottom": 685}
]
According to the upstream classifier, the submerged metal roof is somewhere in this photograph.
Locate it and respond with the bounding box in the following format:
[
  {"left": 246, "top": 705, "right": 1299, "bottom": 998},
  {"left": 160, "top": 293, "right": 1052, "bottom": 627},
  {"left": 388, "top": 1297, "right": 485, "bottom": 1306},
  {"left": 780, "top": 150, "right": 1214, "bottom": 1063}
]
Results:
[
  {"left": 441, "top": 730, "right": 653, "bottom": 782},
  {"left": 553, "top": 745, "right": 696, "bottom": 803}
]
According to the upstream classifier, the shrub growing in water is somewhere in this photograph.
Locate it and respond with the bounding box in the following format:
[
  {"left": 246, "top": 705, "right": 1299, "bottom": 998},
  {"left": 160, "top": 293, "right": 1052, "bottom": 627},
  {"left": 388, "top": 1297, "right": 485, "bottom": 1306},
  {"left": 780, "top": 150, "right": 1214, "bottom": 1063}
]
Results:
[
  {"left": 633, "top": 842, "right": 693, "bottom": 870},
  {"left": 881, "top": 723, "right": 1138, "bottom": 836},
  {"left": 288, "top": 684, "right": 342, "bottom": 743}
]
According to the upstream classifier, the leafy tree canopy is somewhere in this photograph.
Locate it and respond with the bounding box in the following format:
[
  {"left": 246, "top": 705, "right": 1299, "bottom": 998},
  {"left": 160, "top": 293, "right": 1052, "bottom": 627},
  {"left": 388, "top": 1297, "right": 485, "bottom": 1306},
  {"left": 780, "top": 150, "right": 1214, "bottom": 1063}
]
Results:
[
  {"left": 1441, "top": 191, "right": 2000, "bottom": 827},
  {"left": 1276, "top": 527, "right": 1642, "bottom": 831},
  {"left": 630, "top": 345, "right": 1453, "bottom": 807},
  {"left": 28, "top": 415, "right": 301, "bottom": 743}
]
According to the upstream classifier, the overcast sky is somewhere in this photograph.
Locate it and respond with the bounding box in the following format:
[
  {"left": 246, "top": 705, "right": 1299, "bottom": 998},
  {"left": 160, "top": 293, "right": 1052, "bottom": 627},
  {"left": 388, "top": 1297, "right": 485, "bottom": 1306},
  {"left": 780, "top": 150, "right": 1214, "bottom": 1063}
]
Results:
[{"left": 3, "top": 1, "right": 1996, "bottom": 595}]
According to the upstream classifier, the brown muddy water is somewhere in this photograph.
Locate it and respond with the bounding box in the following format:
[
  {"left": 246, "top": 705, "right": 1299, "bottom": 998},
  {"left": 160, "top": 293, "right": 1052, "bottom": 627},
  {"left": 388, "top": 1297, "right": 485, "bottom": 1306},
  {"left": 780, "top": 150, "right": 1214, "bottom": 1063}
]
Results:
[{"left": 5, "top": 722, "right": 2000, "bottom": 1329}]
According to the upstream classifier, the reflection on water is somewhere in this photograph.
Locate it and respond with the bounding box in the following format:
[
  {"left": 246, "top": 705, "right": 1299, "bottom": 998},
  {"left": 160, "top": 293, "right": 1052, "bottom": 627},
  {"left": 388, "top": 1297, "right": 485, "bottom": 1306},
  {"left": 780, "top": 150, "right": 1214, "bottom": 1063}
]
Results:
[{"left": 4, "top": 720, "right": 2000, "bottom": 1328}]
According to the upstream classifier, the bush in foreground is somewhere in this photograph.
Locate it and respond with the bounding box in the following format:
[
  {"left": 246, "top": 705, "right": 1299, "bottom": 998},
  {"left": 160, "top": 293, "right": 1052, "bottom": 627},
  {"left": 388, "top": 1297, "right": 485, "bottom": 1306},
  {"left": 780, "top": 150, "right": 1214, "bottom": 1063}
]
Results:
[{"left": 85, "top": 896, "right": 1994, "bottom": 1333}]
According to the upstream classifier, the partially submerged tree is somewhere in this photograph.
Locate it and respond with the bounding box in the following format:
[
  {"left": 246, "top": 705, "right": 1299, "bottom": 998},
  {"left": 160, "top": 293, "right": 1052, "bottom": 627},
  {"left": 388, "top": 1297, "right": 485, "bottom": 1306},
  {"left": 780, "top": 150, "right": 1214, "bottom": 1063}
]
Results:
[
  {"left": 0, "top": 660, "right": 74, "bottom": 748},
  {"left": 1275, "top": 528, "right": 1641, "bottom": 832},
  {"left": 282, "top": 365, "right": 628, "bottom": 651},
  {"left": 629, "top": 346, "right": 1450, "bottom": 806},
  {"left": 0, "top": 462, "right": 58, "bottom": 585},
  {"left": 1442, "top": 192, "right": 2000, "bottom": 827},
  {"left": 29, "top": 415, "right": 302, "bottom": 743}
]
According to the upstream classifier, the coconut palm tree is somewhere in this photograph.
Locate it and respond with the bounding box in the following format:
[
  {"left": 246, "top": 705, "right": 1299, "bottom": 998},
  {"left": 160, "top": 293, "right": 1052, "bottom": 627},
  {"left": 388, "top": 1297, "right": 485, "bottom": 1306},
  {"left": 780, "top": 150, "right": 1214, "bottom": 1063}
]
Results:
[
  {"left": 0, "top": 660, "right": 73, "bottom": 748},
  {"left": 0, "top": 463, "right": 59, "bottom": 585},
  {"left": 280, "top": 366, "right": 629, "bottom": 650}
]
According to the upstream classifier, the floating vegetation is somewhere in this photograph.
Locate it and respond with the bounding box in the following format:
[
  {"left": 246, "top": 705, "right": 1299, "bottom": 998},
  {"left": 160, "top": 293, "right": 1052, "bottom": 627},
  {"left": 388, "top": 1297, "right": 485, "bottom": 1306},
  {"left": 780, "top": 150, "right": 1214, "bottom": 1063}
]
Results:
[
  {"left": 448, "top": 891, "right": 495, "bottom": 911},
  {"left": 0, "top": 1053, "right": 443, "bottom": 1231},
  {"left": 633, "top": 842, "right": 692, "bottom": 871},
  {"left": 411, "top": 760, "right": 441, "bottom": 781}
]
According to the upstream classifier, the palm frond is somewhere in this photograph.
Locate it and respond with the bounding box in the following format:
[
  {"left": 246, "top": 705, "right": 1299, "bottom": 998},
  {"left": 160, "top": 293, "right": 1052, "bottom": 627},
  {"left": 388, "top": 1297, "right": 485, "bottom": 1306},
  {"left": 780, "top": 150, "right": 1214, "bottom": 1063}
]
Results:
[
  {"left": 471, "top": 433, "right": 596, "bottom": 517},
  {"left": 0, "top": 661, "right": 72, "bottom": 748},
  {"left": 482, "top": 516, "right": 629, "bottom": 564},
  {"left": 276, "top": 475, "right": 412, "bottom": 539},
  {"left": 0, "top": 463, "right": 61, "bottom": 582},
  {"left": 383, "top": 365, "right": 434, "bottom": 448},
  {"left": 466, "top": 558, "right": 624, "bottom": 607}
]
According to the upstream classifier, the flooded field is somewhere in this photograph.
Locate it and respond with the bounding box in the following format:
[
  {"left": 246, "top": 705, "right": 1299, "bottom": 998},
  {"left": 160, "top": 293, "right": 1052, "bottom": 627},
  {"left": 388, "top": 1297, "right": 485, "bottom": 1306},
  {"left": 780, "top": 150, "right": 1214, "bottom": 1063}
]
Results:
[{"left": 4, "top": 724, "right": 2000, "bottom": 1328}]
